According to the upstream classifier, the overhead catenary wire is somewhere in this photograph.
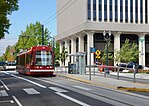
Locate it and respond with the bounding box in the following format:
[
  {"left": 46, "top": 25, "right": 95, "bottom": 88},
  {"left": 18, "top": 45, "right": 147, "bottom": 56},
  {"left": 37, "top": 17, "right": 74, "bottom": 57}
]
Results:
[
  {"left": 44, "top": 0, "right": 79, "bottom": 25},
  {"left": 43, "top": 0, "right": 73, "bottom": 24}
]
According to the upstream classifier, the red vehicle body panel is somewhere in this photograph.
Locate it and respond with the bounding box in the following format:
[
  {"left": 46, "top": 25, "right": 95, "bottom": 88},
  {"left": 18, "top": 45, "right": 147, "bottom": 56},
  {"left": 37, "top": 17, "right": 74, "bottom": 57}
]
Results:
[{"left": 16, "top": 45, "right": 54, "bottom": 76}]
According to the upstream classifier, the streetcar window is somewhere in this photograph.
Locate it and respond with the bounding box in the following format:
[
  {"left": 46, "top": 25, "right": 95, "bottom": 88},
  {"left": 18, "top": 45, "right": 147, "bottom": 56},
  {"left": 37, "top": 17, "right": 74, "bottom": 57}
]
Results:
[{"left": 35, "top": 51, "right": 53, "bottom": 66}]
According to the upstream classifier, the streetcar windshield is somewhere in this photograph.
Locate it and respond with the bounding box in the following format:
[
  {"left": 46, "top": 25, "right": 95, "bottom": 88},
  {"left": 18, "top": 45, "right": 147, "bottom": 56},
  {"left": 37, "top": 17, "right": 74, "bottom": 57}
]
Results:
[{"left": 35, "top": 51, "right": 53, "bottom": 66}]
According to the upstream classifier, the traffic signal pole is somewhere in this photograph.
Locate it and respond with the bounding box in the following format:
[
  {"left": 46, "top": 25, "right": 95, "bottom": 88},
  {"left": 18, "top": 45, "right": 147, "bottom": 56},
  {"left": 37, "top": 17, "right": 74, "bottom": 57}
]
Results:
[{"left": 42, "top": 25, "right": 44, "bottom": 45}]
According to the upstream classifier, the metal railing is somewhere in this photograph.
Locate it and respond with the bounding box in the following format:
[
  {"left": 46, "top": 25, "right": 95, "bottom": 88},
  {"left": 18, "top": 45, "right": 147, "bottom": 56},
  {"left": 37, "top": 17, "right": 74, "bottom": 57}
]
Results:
[{"left": 55, "top": 64, "right": 140, "bottom": 83}]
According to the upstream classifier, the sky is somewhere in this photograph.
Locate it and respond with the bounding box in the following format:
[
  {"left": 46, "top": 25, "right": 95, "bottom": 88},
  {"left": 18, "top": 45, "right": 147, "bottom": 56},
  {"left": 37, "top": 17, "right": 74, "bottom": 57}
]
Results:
[{"left": 0, "top": 0, "right": 56, "bottom": 56}]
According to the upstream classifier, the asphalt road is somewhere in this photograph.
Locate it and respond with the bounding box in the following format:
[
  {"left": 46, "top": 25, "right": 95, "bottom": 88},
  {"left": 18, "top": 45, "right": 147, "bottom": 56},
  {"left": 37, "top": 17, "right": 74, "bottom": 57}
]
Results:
[{"left": 0, "top": 71, "right": 149, "bottom": 106}]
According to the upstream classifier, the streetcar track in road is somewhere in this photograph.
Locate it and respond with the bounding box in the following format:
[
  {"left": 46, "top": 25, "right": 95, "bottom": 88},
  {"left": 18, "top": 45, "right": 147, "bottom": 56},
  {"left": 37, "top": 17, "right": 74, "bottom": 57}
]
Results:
[
  {"left": 51, "top": 77, "right": 149, "bottom": 100},
  {"left": 34, "top": 77, "right": 134, "bottom": 106},
  {"left": 12, "top": 96, "right": 23, "bottom": 106},
  {"left": 3, "top": 72, "right": 47, "bottom": 89},
  {"left": 0, "top": 80, "right": 9, "bottom": 91},
  {"left": 3, "top": 72, "right": 149, "bottom": 106}
]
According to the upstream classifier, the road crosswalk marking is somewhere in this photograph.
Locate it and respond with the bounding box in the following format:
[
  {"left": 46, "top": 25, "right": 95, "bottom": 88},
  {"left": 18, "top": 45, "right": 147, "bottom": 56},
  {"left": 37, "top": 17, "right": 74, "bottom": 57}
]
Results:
[
  {"left": 49, "top": 87, "right": 68, "bottom": 93},
  {"left": 0, "top": 90, "right": 8, "bottom": 97},
  {"left": 73, "top": 85, "right": 92, "bottom": 91},
  {"left": 23, "top": 88, "right": 40, "bottom": 95}
]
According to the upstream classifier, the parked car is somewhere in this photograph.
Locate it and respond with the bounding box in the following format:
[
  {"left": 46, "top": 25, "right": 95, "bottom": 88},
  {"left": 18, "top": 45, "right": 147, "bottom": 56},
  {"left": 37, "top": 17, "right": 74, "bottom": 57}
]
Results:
[
  {"left": 118, "top": 62, "right": 143, "bottom": 71},
  {"left": 0, "top": 61, "right": 5, "bottom": 71},
  {"left": 3, "top": 61, "right": 16, "bottom": 70}
]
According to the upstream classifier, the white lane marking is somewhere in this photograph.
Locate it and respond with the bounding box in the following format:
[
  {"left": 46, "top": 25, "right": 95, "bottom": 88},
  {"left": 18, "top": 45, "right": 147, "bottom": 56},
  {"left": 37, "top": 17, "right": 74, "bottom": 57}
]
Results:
[
  {"left": 73, "top": 86, "right": 92, "bottom": 91},
  {"left": 4, "top": 72, "right": 47, "bottom": 88},
  {"left": 0, "top": 100, "right": 14, "bottom": 104},
  {"left": 49, "top": 87, "right": 68, "bottom": 93},
  {"left": 0, "top": 80, "right": 9, "bottom": 90},
  {"left": 12, "top": 96, "right": 23, "bottom": 106},
  {"left": 0, "top": 90, "right": 8, "bottom": 96},
  {"left": 56, "top": 92, "right": 90, "bottom": 106},
  {"left": 23, "top": 88, "right": 40, "bottom": 94}
]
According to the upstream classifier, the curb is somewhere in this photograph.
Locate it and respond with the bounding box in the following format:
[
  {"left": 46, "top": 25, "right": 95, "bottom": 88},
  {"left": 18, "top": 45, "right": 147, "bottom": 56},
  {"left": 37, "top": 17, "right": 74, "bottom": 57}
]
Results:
[
  {"left": 117, "top": 86, "right": 149, "bottom": 92},
  {"left": 56, "top": 74, "right": 149, "bottom": 92},
  {"left": 56, "top": 74, "right": 93, "bottom": 84}
]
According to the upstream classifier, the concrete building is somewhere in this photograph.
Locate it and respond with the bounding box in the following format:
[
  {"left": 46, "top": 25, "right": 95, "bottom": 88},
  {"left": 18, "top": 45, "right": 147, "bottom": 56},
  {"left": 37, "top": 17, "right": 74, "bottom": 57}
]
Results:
[{"left": 55, "top": 0, "right": 149, "bottom": 67}]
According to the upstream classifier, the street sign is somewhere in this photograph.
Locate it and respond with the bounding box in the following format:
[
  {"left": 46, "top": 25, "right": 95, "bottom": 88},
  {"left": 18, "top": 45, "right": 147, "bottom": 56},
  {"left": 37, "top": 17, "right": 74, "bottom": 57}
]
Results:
[
  {"left": 90, "top": 47, "right": 96, "bottom": 53},
  {"left": 95, "top": 50, "right": 101, "bottom": 58}
]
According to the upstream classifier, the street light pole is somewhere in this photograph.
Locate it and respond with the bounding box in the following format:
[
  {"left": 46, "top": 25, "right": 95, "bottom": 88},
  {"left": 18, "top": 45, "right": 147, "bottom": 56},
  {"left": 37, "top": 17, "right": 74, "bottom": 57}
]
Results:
[{"left": 103, "top": 31, "right": 111, "bottom": 74}]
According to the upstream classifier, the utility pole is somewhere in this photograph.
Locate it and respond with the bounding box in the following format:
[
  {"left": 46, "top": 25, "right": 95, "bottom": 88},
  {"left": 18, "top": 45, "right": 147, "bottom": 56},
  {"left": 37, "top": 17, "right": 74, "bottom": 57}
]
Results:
[{"left": 42, "top": 25, "right": 44, "bottom": 45}]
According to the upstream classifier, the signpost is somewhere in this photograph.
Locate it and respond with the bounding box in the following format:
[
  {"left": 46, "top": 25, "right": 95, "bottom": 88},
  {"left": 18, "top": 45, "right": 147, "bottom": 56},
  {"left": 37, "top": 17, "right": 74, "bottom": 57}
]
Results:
[{"left": 89, "top": 47, "right": 96, "bottom": 80}]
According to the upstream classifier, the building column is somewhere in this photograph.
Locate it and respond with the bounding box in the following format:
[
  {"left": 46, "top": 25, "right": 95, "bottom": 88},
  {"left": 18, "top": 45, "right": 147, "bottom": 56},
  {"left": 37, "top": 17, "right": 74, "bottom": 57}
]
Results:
[
  {"left": 59, "top": 41, "right": 63, "bottom": 66},
  {"left": 78, "top": 35, "right": 84, "bottom": 52},
  {"left": 123, "top": 0, "right": 125, "bottom": 23},
  {"left": 112, "top": 0, "right": 115, "bottom": 22},
  {"left": 96, "top": 0, "right": 99, "bottom": 22},
  {"left": 138, "top": 33, "right": 146, "bottom": 67},
  {"left": 143, "top": 0, "right": 145, "bottom": 24},
  {"left": 113, "top": 32, "right": 121, "bottom": 66},
  {"left": 91, "top": 0, "right": 93, "bottom": 21},
  {"left": 138, "top": 0, "right": 140, "bottom": 24},
  {"left": 71, "top": 37, "right": 76, "bottom": 63},
  {"left": 128, "top": 0, "right": 130, "bottom": 23},
  {"left": 118, "top": 0, "right": 120, "bottom": 22},
  {"left": 133, "top": 0, "right": 136, "bottom": 23},
  {"left": 102, "top": 0, "right": 104, "bottom": 21},
  {"left": 87, "top": 32, "right": 94, "bottom": 65},
  {"left": 64, "top": 39, "right": 70, "bottom": 66}
]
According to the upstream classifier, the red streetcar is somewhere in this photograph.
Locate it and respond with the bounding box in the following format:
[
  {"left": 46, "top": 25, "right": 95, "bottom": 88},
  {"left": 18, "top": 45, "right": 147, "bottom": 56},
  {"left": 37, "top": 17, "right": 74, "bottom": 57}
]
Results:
[{"left": 16, "top": 45, "right": 54, "bottom": 76}]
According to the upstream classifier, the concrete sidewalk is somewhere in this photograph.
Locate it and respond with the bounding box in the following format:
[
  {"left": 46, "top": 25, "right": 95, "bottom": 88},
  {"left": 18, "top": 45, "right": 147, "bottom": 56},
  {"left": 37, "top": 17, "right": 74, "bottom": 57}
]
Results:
[{"left": 55, "top": 72, "right": 149, "bottom": 92}]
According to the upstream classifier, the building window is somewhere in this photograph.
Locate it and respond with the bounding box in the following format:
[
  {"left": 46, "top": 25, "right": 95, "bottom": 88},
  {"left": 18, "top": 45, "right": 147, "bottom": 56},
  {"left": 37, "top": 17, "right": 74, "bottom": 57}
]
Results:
[
  {"left": 104, "top": 0, "right": 107, "bottom": 21},
  {"left": 115, "top": 0, "right": 118, "bottom": 22},
  {"left": 130, "top": 0, "right": 133, "bottom": 23},
  {"left": 120, "top": 0, "right": 123, "bottom": 22},
  {"left": 93, "top": 0, "right": 96, "bottom": 21},
  {"left": 135, "top": 0, "right": 138, "bottom": 23},
  {"left": 99, "top": 0, "right": 102, "bottom": 21},
  {"left": 88, "top": 0, "right": 91, "bottom": 20},
  {"left": 125, "top": 0, "right": 128, "bottom": 23},
  {"left": 110, "top": 0, "right": 112, "bottom": 22},
  {"left": 145, "top": 0, "right": 148, "bottom": 23},
  {"left": 76, "top": 38, "right": 79, "bottom": 52},
  {"left": 140, "top": 0, "right": 143, "bottom": 23}
]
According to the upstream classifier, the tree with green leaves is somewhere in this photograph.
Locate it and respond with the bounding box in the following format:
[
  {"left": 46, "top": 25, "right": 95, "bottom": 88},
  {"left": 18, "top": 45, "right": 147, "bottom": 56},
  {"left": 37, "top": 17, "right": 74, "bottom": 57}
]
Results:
[
  {"left": 15, "top": 22, "right": 50, "bottom": 53},
  {"left": 0, "top": 0, "right": 19, "bottom": 39},
  {"left": 60, "top": 46, "right": 68, "bottom": 66},
  {"left": 114, "top": 39, "right": 140, "bottom": 65},
  {"left": 100, "top": 41, "right": 113, "bottom": 65},
  {"left": 3, "top": 45, "right": 16, "bottom": 61}
]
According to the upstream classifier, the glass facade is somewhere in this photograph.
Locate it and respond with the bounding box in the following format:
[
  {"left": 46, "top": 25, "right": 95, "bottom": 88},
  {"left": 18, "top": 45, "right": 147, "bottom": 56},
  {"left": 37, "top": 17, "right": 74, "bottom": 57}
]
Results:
[
  {"left": 145, "top": 0, "right": 148, "bottom": 23},
  {"left": 99, "top": 0, "right": 102, "bottom": 21},
  {"left": 120, "top": 0, "right": 123, "bottom": 22},
  {"left": 93, "top": 0, "right": 96, "bottom": 21},
  {"left": 88, "top": 0, "right": 91, "bottom": 20},
  {"left": 87, "top": 0, "right": 148, "bottom": 24},
  {"left": 109, "top": 0, "right": 112, "bottom": 21},
  {"left": 115, "top": 0, "right": 118, "bottom": 22},
  {"left": 125, "top": 0, "right": 128, "bottom": 23},
  {"left": 130, "top": 0, "right": 133, "bottom": 23},
  {"left": 140, "top": 0, "right": 143, "bottom": 23},
  {"left": 104, "top": 0, "right": 107, "bottom": 21},
  {"left": 135, "top": 0, "right": 138, "bottom": 23}
]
